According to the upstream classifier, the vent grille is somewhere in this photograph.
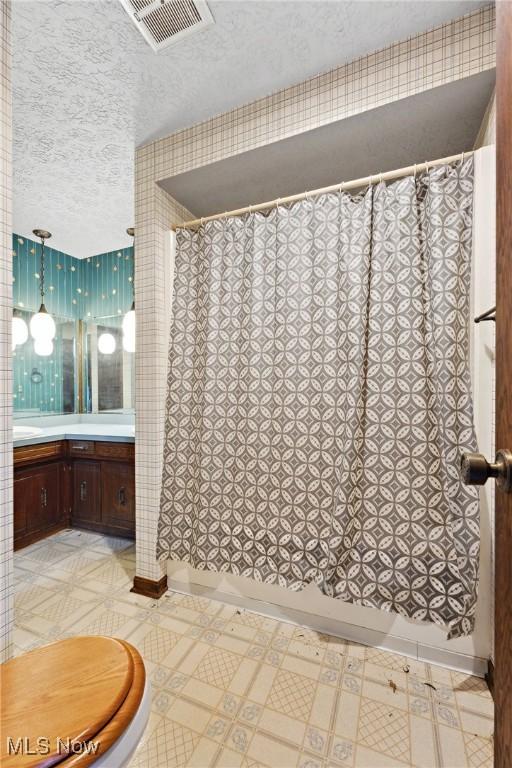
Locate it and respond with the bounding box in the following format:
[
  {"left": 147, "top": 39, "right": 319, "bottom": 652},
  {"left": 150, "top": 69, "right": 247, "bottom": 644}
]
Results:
[{"left": 119, "top": 0, "right": 213, "bottom": 52}]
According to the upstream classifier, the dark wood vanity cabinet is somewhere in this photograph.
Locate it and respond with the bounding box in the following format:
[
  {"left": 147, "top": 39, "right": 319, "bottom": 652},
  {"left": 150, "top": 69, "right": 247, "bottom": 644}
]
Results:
[
  {"left": 70, "top": 441, "right": 135, "bottom": 538},
  {"left": 13, "top": 447, "right": 70, "bottom": 549},
  {"left": 13, "top": 439, "right": 135, "bottom": 550}
]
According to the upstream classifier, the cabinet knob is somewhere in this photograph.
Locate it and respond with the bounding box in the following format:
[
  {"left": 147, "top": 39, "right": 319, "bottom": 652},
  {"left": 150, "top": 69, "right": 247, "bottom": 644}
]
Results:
[
  {"left": 40, "top": 488, "right": 47, "bottom": 507},
  {"left": 118, "top": 486, "right": 127, "bottom": 506},
  {"left": 80, "top": 481, "right": 87, "bottom": 502}
]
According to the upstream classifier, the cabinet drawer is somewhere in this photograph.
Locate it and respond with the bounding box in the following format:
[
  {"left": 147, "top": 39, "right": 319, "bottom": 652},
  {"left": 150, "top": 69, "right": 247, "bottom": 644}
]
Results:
[
  {"left": 14, "top": 440, "right": 65, "bottom": 468},
  {"left": 96, "top": 441, "right": 134, "bottom": 461},
  {"left": 69, "top": 440, "right": 95, "bottom": 457}
]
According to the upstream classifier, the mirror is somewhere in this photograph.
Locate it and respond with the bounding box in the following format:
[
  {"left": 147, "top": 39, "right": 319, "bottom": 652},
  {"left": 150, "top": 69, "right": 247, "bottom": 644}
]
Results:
[
  {"left": 13, "top": 309, "right": 78, "bottom": 415},
  {"left": 84, "top": 316, "right": 135, "bottom": 413}
]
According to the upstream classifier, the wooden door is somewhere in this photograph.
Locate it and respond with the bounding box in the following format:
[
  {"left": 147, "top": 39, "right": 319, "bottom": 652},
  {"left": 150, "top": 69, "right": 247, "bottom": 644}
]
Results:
[
  {"left": 495, "top": 3, "right": 512, "bottom": 764},
  {"left": 72, "top": 461, "right": 101, "bottom": 526},
  {"left": 101, "top": 462, "right": 135, "bottom": 535}
]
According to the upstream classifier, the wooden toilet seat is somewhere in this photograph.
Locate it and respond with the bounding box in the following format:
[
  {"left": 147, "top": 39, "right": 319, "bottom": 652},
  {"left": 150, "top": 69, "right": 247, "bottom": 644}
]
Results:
[{"left": 1, "top": 636, "right": 146, "bottom": 768}]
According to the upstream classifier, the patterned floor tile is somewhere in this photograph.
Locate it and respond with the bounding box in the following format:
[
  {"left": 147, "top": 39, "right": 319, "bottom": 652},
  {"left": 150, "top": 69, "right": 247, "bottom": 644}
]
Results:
[
  {"left": 140, "top": 625, "right": 182, "bottom": 663},
  {"left": 12, "top": 531, "right": 493, "bottom": 768},
  {"left": 267, "top": 668, "right": 316, "bottom": 721},
  {"left": 195, "top": 647, "right": 243, "bottom": 689},
  {"left": 463, "top": 732, "right": 493, "bottom": 768},
  {"left": 130, "top": 716, "right": 201, "bottom": 767},
  {"left": 357, "top": 696, "right": 411, "bottom": 763}
]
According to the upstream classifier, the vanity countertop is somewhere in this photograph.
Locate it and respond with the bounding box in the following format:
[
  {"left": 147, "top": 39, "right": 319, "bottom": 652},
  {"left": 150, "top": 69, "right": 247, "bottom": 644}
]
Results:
[{"left": 13, "top": 423, "right": 135, "bottom": 448}]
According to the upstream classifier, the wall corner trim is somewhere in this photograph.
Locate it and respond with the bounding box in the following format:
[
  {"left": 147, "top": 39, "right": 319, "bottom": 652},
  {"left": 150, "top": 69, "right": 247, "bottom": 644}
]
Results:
[{"left": 131, "top": 574, "right": 168, "bottom": 599}]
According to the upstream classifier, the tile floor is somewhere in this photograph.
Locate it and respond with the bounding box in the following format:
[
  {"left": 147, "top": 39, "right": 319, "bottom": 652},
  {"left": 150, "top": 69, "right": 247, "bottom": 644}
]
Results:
[{"left": 13, "top": 530, "right": 493, "bottom": 768}]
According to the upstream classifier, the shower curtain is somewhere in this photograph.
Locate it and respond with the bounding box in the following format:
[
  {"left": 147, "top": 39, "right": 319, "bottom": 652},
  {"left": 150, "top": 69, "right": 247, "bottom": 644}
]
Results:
[{"left": 157, "top": 157, "right": 479, "bottom": 639}]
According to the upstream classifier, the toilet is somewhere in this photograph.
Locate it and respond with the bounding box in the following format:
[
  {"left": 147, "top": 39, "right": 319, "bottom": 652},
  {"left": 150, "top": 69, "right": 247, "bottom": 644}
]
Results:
[{"left": 1, "top": 636, "right": 150, "bottom": 767}]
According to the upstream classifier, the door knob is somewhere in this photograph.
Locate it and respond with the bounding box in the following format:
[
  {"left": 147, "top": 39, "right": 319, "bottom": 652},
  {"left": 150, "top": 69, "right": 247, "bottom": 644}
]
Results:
[{"left": 460, "top": 449, "right": 512, "bottom": 492}]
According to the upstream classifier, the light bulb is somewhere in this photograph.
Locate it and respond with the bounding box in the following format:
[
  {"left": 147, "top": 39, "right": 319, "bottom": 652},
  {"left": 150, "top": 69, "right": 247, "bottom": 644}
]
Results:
[
  {"left": 98, "top": 332, "right": 116, "bottom": 355},
  {"left": 30, "top": 304, "right": 56, "bottom": 341},
  {"left": 34, "top": 337, "right": 54, "bottom": 356},
  {"left": 122, "top": 306, "right": 135, "bottom": 335},
  {"left": 123, "top": 332, "right": 135, "bottom": 353},
  {"left": 122, "top": 305, "right": 135, "bottom": 353},
  {"left": 12, "top": 316, "right": 29, "bottom": 348}
]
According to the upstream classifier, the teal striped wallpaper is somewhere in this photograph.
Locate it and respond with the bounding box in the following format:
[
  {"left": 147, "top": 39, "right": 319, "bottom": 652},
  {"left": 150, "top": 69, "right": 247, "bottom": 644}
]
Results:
[
  {"left": 12, "top": 234, "right": 134, "bottom": 413},
  {"left": 12, "top": 234, "right": 82, "bottom": 318},
  {"left": 83, "top": 246, "right": 134, "bottom": 320}
]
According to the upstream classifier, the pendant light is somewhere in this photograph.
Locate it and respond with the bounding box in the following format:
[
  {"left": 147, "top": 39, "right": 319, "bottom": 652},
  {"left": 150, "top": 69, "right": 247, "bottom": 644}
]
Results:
[
  {"left": 12, "top": 311, "right": 29, "bottom": 350},
  {"left": 34, "top": 337, "right": 54, "bottom": 357},
  {"left": 98, "top": 332, "right": 116, "bottom": 355},
  {"left": 122, "top": 227, "right": 135, "bottom": 353},
  {"left": 29, "top": 229, "right": 56, "bottom": 343}
]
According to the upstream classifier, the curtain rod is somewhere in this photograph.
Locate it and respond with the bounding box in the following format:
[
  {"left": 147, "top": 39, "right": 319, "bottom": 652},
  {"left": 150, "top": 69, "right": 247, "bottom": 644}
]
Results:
[{"left": 172, "top": 151, "right": 472, "bottom": 231}]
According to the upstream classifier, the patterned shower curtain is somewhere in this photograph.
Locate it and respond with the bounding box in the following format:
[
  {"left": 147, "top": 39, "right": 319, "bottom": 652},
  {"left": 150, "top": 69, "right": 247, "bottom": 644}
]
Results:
[{"left": 157, "top": 157, "right": 479, "bottom": 639}]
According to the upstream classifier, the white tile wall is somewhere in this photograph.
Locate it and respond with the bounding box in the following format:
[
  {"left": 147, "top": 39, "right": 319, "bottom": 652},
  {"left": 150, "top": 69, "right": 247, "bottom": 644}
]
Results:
[
  {"left": 134, "top": 5, "right": 496, "bottom": 593},
  {"left": 135, "top": 162, "right": 192, "bottom": 582},
  {"left": 148, "top": 5, "right": 495, "bottom": 184},
  {"left": 0, "top": 0, "right": 12, "bottom": 662}
]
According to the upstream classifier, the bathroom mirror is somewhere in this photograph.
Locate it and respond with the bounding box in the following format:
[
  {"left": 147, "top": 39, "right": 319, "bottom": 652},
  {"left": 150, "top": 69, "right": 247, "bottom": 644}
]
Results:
[
  {"left": 83, "top": 315, "right": 135, "bottom": 413},
  {"left": 12, "top": 309, "right": 78, "bottom": 415}
]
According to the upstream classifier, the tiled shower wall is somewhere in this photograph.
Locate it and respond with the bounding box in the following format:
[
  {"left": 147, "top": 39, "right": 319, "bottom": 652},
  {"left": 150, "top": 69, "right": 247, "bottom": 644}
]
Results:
[
  {"left": 134, "top": 5, "right": 496, "bottom": 653},
  {"left": 0, "top": 0, "right": 12, "bottom": 662}
]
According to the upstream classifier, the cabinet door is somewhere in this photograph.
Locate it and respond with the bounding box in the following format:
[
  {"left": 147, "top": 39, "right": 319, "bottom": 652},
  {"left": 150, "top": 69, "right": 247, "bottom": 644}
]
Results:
[
  {"left": 38, "top": 463, "right": 60, "bottom": 530},
  {"left": 101, "top": 462, "right": 135, "bottom": 534},
  {"left": 14, "top": 471, "right": 36, "bottom": 541},
  {"left": 60, "top": 462, "right": 72, "bottom": 524},
  {"left": 14, "top": 464, "right": 60, "bottom": 540},
  {"left": 72, "top": 461, "right": 101, "bottom": 525}
]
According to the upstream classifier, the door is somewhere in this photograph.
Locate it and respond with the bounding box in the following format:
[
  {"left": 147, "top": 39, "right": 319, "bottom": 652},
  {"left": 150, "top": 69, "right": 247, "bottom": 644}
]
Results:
[
  {"left": 101, "top": 462, "right": 135, "bottom": 535},
  {"left": 495, "top": 5, "right": 512, "bottom": 764},
  {"left": 72, "top": 461, "right": 101, "bottom": 526},
  {"left": 460, "top": 7, "right": 511, "bottom": 763}
]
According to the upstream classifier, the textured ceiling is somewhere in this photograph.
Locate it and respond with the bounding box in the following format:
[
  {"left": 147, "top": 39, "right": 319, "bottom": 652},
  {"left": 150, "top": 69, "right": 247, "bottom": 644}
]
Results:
[{"left": 12, "top": 0, "right": 490, "bottom": 257}]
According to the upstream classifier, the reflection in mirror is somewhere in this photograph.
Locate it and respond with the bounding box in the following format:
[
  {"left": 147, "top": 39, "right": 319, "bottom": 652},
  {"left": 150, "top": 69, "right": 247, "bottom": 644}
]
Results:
[
  {"left": 84, "top": 317, "right": 134, "bottom": 413},
  {"left": 13, "top": 309, "right": 77, "bottom": 414}
]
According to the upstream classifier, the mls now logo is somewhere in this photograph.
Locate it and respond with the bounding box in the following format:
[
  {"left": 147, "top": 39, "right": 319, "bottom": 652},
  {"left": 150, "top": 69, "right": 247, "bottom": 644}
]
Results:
[{"left": 7, "top": 737, "right": 100, "bottom": 757}]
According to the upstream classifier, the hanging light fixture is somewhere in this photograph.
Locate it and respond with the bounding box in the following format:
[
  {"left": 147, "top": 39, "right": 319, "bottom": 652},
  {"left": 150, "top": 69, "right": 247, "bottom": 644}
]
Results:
[
  {"left": 12, "top": 311, "right": 29, "bottom": 350},
  {"left": 98, "top": 332, "right": 116, "bottom": 355},
  {"left": 29, "top": 229, "right": 56, "bottom": 343},
  {"left": 34, "top": 337, "right": 54, "bottom": 357},
  {"left": 122, "top": 227, "right": 135, "bottom": 353}
]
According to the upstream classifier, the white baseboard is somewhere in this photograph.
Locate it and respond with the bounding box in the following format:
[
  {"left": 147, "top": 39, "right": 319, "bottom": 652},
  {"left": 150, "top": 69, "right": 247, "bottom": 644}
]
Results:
[{"left": 168, "top": 577, "right": 489, "bottom": 678}]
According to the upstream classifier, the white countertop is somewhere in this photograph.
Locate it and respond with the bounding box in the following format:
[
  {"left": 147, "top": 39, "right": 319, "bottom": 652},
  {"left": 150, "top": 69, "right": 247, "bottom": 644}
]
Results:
[{"left": 13, "top": 423, "right": 135, "bottom": 448}]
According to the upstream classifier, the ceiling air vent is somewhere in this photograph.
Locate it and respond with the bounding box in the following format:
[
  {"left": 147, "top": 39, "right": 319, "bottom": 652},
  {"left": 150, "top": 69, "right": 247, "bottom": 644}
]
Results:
[{"left": 119, "top": 0, "right": 214, "bottom": 52}]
